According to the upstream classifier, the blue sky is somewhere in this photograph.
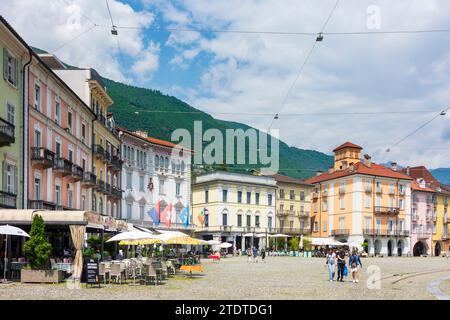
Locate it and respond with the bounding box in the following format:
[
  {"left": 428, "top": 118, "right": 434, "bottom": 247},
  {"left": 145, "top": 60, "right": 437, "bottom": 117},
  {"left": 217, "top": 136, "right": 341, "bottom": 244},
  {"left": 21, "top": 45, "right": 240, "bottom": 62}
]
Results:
[{"left": 2, "top": 0, "right": 450, "bottom": 168}]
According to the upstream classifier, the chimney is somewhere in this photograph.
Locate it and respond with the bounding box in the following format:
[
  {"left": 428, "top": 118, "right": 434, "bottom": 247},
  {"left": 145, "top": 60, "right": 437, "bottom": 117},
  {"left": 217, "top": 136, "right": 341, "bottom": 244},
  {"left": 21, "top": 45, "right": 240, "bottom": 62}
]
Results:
[
  {"left": 391, "top": 162, "right": 397, "bottom": 171},
  {"left": 406, "top": 166, "right": 410, "bottom": 176},
  {"left": 363, "top": 154, "right": 371, "bottom": 167},
  {"left": 316, "top": 170, "right": 323, "bottom": 176}
]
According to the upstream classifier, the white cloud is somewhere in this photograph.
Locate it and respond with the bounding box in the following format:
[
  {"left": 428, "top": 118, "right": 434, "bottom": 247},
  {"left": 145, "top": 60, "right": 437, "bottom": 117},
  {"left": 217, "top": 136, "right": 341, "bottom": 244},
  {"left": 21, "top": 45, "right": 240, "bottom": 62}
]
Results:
[
  {"left": 131, "top": 42, "right": 160, "bottom": 76},
  {"left": 1, "top": 0, "right": 157, "bottom": 82}
]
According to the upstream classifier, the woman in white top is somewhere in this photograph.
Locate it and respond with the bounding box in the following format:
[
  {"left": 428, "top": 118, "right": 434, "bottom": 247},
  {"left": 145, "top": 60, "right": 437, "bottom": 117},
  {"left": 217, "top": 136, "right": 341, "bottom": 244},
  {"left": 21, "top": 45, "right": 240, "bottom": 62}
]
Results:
[{"left": 325, "top": 248, "right": 336, "bottom": 282}]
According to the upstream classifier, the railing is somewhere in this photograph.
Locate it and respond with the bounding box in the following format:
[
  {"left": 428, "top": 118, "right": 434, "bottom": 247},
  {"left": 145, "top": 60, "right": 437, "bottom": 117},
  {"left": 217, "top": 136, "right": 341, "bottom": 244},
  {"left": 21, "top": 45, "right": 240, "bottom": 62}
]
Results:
[
  {"left": 0, "top": 191, "right": 16, "bottom": 208},
  {"left": 97, "top": 114, "right": 106, "bottom": 125},
  {"left": 0, "top": 117, "right": 15, "bottom": 146},
  {"left": 374, "top": 206, "right": 399, "bottom": 215},
  {"left": 93, "top": 144, "right": 105, "bottom": 159},
  {"left": 82, "top": 172, "right": 97, "bottom": 186},
  {"left": 388, "top": 189, "right": 395, "bottom": 195},
  {"left": 298, "top": 211, "right": 309, "bottom": 218},
  {"left": 278, "top": 210, "right": 289, "bottom": 216},
  {"left": 31, "top": 147, "right": 55, "bottom": 169},
  {"left": 111, "top": 186, "right": 123, "bottom": 198},
  {"left": 220, "top": 225, "right": 233, "bottom": 232},
  {"left": 396, "top": 230, "right": 409, "bottom": 237},
  {"left": 104, "top": 183, "right": 112, "bottom": 195},
  {"left": 331, "top": 229, "right": 349, "bottom": 236},
  {"left": 71, "top": 164, "right": 84, "bottom": 180},
  {"left": 53, "top": 157, "right": 73, "bottom": 176},
  {"left": 96, "top": 179, "right": 105, "bottom": 192},
  {"left": 29, "top": 200, "right": 58, "bottom": 210},
  {"left": 109, "top": 155, "right": 122, "bottom": 170}
]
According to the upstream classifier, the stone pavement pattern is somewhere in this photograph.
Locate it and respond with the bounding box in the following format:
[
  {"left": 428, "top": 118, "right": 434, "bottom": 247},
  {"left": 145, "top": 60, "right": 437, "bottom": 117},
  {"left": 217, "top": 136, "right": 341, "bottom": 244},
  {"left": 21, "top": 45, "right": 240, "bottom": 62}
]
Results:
[{"left": 1, "top": 256, "right": 449, "bottom": 300}]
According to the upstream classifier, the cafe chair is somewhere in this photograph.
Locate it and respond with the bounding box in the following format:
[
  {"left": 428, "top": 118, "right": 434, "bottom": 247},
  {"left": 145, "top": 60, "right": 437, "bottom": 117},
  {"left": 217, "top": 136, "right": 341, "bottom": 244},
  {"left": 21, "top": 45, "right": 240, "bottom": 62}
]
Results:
[
  {"left": 98, "top": 263, "right": 110, "bottom": 284},
  {"left": 109, "top": 263, "right": 123, "bottom": 284}
]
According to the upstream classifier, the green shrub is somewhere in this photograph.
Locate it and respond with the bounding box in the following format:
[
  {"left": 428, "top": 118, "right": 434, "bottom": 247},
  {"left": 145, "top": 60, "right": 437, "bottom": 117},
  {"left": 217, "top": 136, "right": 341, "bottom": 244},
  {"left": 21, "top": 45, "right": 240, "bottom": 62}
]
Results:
[
  {"left": 289, "top": 237, "right": 300, "bottom": 251},
  {"left": 23, "top": 215, "right": 52, "bottom": 270}
]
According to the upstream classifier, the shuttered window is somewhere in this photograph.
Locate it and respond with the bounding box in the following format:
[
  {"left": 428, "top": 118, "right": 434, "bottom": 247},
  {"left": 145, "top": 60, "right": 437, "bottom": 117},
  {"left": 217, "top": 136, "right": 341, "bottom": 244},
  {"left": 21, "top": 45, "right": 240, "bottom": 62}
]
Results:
[{"left": 3, "top": 47, "right": 18, "bottom": 87}]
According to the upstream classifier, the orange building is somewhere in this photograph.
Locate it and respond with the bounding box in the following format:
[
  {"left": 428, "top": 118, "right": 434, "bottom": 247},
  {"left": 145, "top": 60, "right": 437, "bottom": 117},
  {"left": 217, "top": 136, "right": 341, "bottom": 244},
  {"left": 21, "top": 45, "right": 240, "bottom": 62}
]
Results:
[{"left": 306, "top": 142, "right": 412, "bottom": 256}]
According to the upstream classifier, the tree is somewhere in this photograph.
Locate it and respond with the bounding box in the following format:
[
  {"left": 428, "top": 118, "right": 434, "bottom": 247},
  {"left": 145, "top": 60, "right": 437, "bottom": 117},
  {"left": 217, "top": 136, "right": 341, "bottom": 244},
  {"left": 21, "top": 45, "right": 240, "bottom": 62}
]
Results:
[
  {"left": 23, "top": 214, "right": 52, "bottom": 270},
  {"left": 289, "top": 237, "right": 300, "bottom": 251}
]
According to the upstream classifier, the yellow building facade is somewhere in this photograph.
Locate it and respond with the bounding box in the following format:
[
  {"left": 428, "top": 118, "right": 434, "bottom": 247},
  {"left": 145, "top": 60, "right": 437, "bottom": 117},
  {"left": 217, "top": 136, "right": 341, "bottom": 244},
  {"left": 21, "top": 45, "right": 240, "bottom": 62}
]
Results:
[
  {"left": 432, "top": 192, "right": 450, "bottom": 255},
  {"left": 272, "top": 174, "right": 313, "bottom": 236},
  {"left": 193, "top": 171, "right": 277, "bottom": 250},
  {"left": 306, "top": 142, "right": 413, "bottom": 256}
]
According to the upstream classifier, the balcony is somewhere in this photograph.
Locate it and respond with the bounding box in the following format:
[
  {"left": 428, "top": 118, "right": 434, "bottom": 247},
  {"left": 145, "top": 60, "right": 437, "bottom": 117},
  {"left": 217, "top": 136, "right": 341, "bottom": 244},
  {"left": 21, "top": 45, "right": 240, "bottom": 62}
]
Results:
[
  {"left": 31, "top": 147, "right": 55, "bottom": 169},
  {"left": 363, "top": 229, "right": 388, "bottom": 236},
  {"left": 323, "top": 190, "right": 329, "bottom": 197},
  {"left": 93, "top": 144, "right": 105, "bottom": 159},
  {"left": 81, "top": 172, "right": 97, "bottom": 188},
  {"left": 312, "top": 192, "right": 319, "bottom": 199},
  {"left": 111, "top": 186, "right": 123, "bottom": 199},
  {"left": 399, "top": 189, "right": 405, "bottom": 196},
  {"left": 338, "top": 187, "right": 345, "bottom": 195},
  {"left": 363, "top": 228, "right": 375, "bottom": 236},
  {"left": 374, "top": 206, "right": 399, "bottom": 215},
  {"left": 104, "top": 182, "right": 112, "bottom": 195},
  {"left": 53, "top": 158, "right": 73, "bottom": 177},
  {"left": 395, "top": 230, "right": 409, "bottom": 237},
  {"left": 29, "top": 200, "right": 61, "bottom": 210},
  {"left": 331, "top": 229, "right": 349, "bottom": 236},
  {"left": 298, "top": 211, "right": 309, "bottom": 218},
  {"left": 106, "top": 154, "right": 122, "bottom": 171},
  {"left": 388, "top": 189, "right": 395, "bottom": 195},
  {"left": 417, "top": 232, "right": 432, "bottom": 240},
  {"left": 0, "top": 117, "right": 15, "bottom": 147},
  {"left": 278, "top": 210, "right": 289, "bottom": 217},
  {"left": 97, "top": 113, "right": 107, "bottom": 126},
  {"left": 220, "top": 226, "right": 233, "bottom": 233},
  {"left": 375, "top": 187, "right": 383, "bottom": 194},
  {"left": 95, "top": 179, "right": 106, "bottom": 193},
  {"left": 0, "top": 191, "right": 16, "bottom": 208},
  {"left": 68, "top": 164, "right": 83, "bottom": 182}
]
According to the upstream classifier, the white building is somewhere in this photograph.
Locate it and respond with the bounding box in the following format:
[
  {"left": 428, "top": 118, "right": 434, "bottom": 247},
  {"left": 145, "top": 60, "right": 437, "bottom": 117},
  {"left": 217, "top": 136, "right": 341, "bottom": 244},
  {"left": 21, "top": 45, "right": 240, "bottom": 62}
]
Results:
[{"left": 118, "top": 129, "right": 192, "bottom": 231}]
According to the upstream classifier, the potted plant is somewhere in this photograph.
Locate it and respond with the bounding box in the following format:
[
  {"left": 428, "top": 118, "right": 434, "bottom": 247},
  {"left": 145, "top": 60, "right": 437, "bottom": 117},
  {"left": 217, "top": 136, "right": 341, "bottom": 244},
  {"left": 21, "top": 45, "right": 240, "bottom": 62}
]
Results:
[{"left": 22, "top": 214, "right": 63, "bottom": 283}]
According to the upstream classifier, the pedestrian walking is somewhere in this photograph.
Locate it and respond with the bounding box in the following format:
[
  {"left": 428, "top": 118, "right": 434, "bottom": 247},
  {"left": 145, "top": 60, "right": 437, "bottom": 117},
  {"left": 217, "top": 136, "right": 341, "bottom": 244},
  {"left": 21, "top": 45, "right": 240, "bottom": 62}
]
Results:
[
  {"left": 261, "top": 248, "right": 266, "bottom": 263},
  {"left": 336, "top": 250, "right": 346, "bottom": 282},
  {"left": 325, "top": 248, "right": 336, "bottom": 282},
  {"left": 252, "top": 246, "right": 258, "bottom": 263},
  {"left": 349, "top": 249, "right": 363, "bottom": 283},
  {"left": 246, "top": 247, "right": 253, "bottom": 262}
]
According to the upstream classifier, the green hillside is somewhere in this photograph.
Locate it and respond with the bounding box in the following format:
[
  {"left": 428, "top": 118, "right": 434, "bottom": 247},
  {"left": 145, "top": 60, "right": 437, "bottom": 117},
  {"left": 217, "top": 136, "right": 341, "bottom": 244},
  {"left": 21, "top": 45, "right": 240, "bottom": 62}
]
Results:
[{"left": 103, "top": 78, "right": 333, "bottom": 179}]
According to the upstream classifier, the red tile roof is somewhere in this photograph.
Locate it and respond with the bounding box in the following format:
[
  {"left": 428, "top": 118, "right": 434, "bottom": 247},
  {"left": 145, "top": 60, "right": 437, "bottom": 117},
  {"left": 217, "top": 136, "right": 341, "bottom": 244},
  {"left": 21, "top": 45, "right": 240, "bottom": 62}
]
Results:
[
  {"left": 305, "top": 162, "right": 412, "bottom": 184},
  {"left": 332, "top": 141, "right": 362, "bottom": 152},
  {"left": 411, "top": 180, "right": 435, "bottom": 193},
  {"left": 400, "top": 166, "right": 450, "bottom": 194},
  {"left": 267, "top": 174, "right": 313, "bottom": 186}
]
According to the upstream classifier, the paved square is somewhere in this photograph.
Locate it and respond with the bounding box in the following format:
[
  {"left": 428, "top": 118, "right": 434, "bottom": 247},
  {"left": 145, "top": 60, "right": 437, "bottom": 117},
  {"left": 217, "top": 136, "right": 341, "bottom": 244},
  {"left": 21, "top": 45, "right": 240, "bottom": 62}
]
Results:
[{"left": 1, "top": 256, "right": 450, "bottom": 300}]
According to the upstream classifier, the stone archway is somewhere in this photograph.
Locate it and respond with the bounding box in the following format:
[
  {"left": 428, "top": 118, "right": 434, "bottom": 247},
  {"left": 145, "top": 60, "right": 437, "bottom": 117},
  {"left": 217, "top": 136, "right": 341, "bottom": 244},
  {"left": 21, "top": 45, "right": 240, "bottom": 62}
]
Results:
[
  {"left": 413, "top": 241, "right": 426, "bottom": 256},
  {"left": 387, "top": 240, "right": 393, "bottom": 256},
  {"left": 397, "top": 240, "right": 404, "bottom": 256},
  {"left": 375, "top": 239, "right": 382, "bottom": 255}
]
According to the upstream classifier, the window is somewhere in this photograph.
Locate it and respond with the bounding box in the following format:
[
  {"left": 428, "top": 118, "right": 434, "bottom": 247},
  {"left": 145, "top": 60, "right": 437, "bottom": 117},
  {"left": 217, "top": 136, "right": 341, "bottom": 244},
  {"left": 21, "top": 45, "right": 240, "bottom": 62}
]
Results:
[
  {"left": 268, "top": 216, "right": 273, "bottom": 228},
  {"left": 365, "top": 195, "right": 371, "bottom": 208},
  {"left": 34, "top": 178, "right": 41, "bottom": 200},
  {"left": 139, "top": 205, "right": 145, "bottom": 220},
  {"left": 81, "top": 124, "right": 86, "bottom": 143},
  {"left": 92, "top": 194, "right": 97, "bottom": 211},
  {"left": 290, "top": 190, "right": 295, "bottom": 200},
  {"left": 55, "top": 141, "right": 61, "bottom": 157},
  {"left": 388, "top": 220, "right": 394, "bottom": 233},
  {"left": 255, "top": 216, "right": 260, "bottom": 228},
  {"left": 237, "top": 214, "right": 242, "bottom": 227},
  {"left": 339, "top": 217, "right": 345, "bottom": 230},
  {"left": 376, "top": 219, "right": 381, "bottom": 231},
  {"left": 268, "top": 194, "right": 273, "bottom": 206},
  {"left": 99, "top": 197, "right": 103, "bottom": 214},
  {"left": 68, "top": 149, "right": 73, "bottom": 163},
  {"left": 389, "top": 197, "right": 394, "bottom": 209},
  {"left": 126, "top": 172, "right": 132, "bottom": 189},
  {"left": 82, "top": 159, "right": 86, "bottom": 171},
  {"left": 246, "top": 192, "right": 251, "bottom": 204},
  {"left": 55, "top": 185, "right": 61, "bottom": 205},
  {"left": 222, "top": 189, "right": 228, "bottom": 202},
  {"left": 176, "top": 182, "right": 181, "bottom": 197},
  {"left": 54, "top": 101, "right": 60, "bottom": 125},
  {"left": 322, "top": 200, "right": 328, "bottom": 211},
  {"left": 280, "top": 189, "right": 285, "bottom": 199},
  {"left": 126, "top": 203, "right": 132, "bottom": 220},
  {"left": 237, "top": 191, "right": 242, "bottom": 203},
  {"left": 68, "top": 111, "right": 72, "bottom": 133},
  {"left": 7, "top": 103, "right": 15, "bottom": 125},
  {"left": 139, "top": 175, "right": 144, "bottom": 191},
  {"left": 159, "top": 179, "right": 165, "bottom": 195},
  {"left": 205, "top": 190, "right": 209, "bottom": 203},
  {"left": 364, "top": 217, "right": 371, "bottom": 230},
  {"left": 376, "top": 196, "right": 381, "bottom": 207},
  {"left": 81, "top": 195, "right": 86, "bottom": 210},
  {"left": 323, "top": 221, "right": 327, "bottom": 232},
  {"left": 398, "top": 198, "right": 404, "bottom": 210},
  {"left": 155, "top": 155, "right": 159, "bottom": 169},
  {"left": 68, "top": 186, "right": 73, "bottom": 208},
  {"left": 34, "top": 129, "right": 41, "bottom": 148},
  {"left": 3, "top": 48, "right": 18, "bottom": 86},
  {"left": 255, "top": 193, "right": 260, "bottom": 205},
  {"left": 222, "top": 213, "right": 228, "bottom": 226},
  {"left": 204, "top": 212, "right": 209, "bottom": 227},
  {"left": 398, "top": 220, "right": 404, "bottom": 232},
  {"left": 246, "top": 215, "right": 251, "bottom": 227},
  {"left": 34, "top": 84, "right": 41, "bottom": 110},
  {"left": 300, "top": 190, "right": 305, "bottom": 201},
  {"left": 313, "top": 221, "right": 319, "bottom": 232},
  {"left": 339, "top": 196, "right": 345, "bottom": 209},
  {"left": 389, "top": 183, "right": 395, "bottom": 194}
]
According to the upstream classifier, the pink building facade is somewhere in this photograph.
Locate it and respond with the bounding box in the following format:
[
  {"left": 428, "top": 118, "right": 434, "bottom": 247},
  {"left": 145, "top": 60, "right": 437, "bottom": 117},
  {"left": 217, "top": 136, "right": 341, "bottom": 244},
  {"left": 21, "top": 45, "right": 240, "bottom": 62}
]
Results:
[
  {"left": 411, "top": 179, "right": 434, "bottom": 256},
  {"left": 27, "top": 57, "right": 96, "bottom": 211}
]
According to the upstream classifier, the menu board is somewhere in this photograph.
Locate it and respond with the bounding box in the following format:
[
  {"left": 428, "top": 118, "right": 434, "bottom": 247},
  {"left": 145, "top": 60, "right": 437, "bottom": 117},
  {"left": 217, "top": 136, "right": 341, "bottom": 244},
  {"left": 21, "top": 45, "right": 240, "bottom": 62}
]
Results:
[{"left": 85, "top": 260, "right": 99, "bottom": 287}]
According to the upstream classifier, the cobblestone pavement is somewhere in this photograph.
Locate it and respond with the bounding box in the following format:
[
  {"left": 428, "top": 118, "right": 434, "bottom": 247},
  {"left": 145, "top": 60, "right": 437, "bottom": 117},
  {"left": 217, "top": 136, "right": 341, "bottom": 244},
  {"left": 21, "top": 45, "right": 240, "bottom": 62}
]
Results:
[
  {"left": 439, "top": 279, "right": 450, "bottom": 296},
  {"left": 1, "top": 256, "right": 450, "bottom": 300}
]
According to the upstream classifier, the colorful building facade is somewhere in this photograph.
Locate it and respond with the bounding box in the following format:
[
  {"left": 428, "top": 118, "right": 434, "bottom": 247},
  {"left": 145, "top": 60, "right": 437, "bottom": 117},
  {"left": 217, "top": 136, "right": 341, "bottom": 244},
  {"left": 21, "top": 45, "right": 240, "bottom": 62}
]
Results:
[
  {"left": 0, "top": 17, "right": 30, "bottom": 209},
  {"left": 306, "top": 142, "right": 412, "bottom": 256},
  {"left": 119, "top": 128, "right": 192, "bottom": 230},
  {"left": 192, "top": 171, "right": 277, "bottom": 250},
  {"left": 271, "top": 174, "right": 312, "bottom": 236}
]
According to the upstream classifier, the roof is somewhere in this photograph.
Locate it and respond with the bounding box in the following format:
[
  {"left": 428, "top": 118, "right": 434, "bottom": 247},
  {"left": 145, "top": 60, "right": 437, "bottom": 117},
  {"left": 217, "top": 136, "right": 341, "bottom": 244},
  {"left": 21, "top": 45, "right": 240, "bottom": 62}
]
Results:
[
  {"left": 333, "top": 141, "right": 363, "bottom": 152},
  {"left": 268, "top": 173, "right": 313, "bottom": 186},
  {"left": 400, "top": 166, "right": 450, "bottom": 194},
  {"left": 305, "top": 162, "right": 412, "bottom": 184},
  {"left": 118, "top": 127, "right": 192, "bottom": 153},
  {"left": 411, "top": 180, "right": 435, "bottom": 193}
]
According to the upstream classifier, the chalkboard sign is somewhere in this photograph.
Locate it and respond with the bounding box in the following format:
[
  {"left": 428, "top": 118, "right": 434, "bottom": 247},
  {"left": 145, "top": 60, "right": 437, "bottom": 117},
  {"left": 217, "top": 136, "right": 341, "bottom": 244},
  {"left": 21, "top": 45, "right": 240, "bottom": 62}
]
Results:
[{"left": 85, "top": 259, "right": 99, "bottom": 287}]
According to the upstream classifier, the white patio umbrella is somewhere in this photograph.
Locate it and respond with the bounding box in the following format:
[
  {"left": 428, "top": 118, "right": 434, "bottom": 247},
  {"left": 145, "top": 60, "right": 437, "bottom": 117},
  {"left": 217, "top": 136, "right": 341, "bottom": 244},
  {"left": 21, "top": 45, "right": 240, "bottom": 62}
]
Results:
[
  {"left": 206, "top": 239, "right": 221, "bottom": 245},
  {"left": 218, "top": 242, "right": 232, "bottom": 249},
  {"left": 106, "top": 230, "right": 160, "bottom": 242},
  {"left": 0, "top": 225, "right": 30, "bottom": 282}
]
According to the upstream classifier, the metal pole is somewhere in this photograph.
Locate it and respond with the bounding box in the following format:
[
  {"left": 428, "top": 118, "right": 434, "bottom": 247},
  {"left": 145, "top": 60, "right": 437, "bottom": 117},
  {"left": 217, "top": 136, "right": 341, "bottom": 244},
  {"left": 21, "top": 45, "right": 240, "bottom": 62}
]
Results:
[{"left": 3, "top": 235, "right": 7, "bottom": 282}]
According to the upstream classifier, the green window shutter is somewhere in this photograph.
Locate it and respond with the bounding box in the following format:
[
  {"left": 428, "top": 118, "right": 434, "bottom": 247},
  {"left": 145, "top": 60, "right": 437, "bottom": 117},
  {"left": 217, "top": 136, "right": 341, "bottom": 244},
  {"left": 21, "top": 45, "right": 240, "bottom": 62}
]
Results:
[
  {"left": 14, "top": 165, "right": 18, "bottom": 195},
  {"left": 14, "top": 57, "right": 19, "bottom": 87},
  {"left": 2, "top": 161, "right": 6, "bottom": 192},
  {"left": 3, "top": 47, "right": 8, "bottom": 81}
]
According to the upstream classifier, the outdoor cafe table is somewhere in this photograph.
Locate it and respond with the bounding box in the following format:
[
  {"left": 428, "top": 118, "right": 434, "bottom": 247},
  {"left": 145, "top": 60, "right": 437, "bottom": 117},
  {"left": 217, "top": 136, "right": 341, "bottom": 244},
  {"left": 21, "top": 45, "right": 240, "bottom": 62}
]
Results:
[
  {"left": 179, "top": 264, "right": 204, "bottom": 276},
  {"left": 55, "top": 262, "right": 73, "bottom": 274}
]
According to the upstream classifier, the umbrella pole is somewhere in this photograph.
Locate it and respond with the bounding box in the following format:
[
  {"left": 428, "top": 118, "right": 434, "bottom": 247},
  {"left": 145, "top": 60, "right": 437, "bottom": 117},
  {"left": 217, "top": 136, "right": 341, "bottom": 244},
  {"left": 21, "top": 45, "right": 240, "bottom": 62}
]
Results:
[{"left": 3, "top": 235, "right": 7, "bottom": 282}]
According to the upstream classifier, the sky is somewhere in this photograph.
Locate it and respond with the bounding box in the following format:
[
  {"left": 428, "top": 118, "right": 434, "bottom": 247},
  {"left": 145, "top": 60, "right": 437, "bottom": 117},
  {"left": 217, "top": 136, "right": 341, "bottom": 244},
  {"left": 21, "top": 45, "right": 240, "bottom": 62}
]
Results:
[{"left": 2, "top": 0, "right": 450, "bottom": 169}]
